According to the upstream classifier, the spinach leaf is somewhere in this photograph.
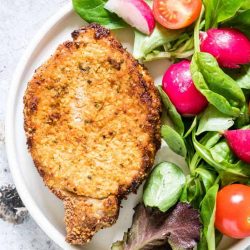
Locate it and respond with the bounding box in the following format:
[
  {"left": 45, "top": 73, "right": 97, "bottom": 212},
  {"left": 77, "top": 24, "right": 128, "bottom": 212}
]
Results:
[
  {"left": 161, "top": 125, "right": 187, "bottom": 157},
  {"left": 198, "top": 184, "right": 219, "bottom": 250},
  {"left": 191, "top": 52, "right": 245, "bottom": 117},
  {"left": 180, "top": 173, "right": 206, "bottom": 209},
  {"left": 224, "top": 9, "right": 250, "bottom": 38},
  {"left": 217, "top": 0, "right": 245, "bottom": 23},
  {"left": 210, "top": 141, "right": 235, "bottom": 163},
  {"left": 189, "top": 132, "right": 221, "bottom": 174},
  {"left": 192, "top": 130, "right": 250, "bottom": 185},
  {"left": 196, "top": 105, "right": 234, "bottom": 135},
  {"left": 203, "top": 0, "right": 245, "bottom": 29},
  {"left": 203, "top": 0, "right": 218, "bottom": 30},
  {"left": 235, "top": 104, "right": 250, "bottom": 128},
  {"left": 143, "top": 162, "right": 185, "bottom": 212},
  {"left": 133, "top": 24, "right": 182, "bottom": 60},
  {"left": 241, "top": 0, "right": 250, "bottom": 10},
  {"left": 72, "top": 0, "right": 125, "bottom": 29},
  {"left": 195, "top": 165, "right": 217, "bottom": 192},
  {"left": 158, "top": 86, "right": 185, "bottom": 135}
]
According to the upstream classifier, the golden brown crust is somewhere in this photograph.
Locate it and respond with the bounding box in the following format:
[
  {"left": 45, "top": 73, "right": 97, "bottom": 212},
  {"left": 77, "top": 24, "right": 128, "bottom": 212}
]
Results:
[{"left": 23, "top": 23, "right": 161, "bottom": 244}]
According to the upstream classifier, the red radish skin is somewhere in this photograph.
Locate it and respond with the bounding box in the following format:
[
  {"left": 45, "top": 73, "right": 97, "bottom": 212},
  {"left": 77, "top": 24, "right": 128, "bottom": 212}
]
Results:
[
  {"left": 105, "top": 0, "right": 155, "bottom": 35},
  {"left": 200, "top": 28, "right": 250, "bottom": 68},
  {"left": 224, "top": 130, "right": 250, "bottom": 164},
  {"left": 162, "top": 60, "right": 208, "bottom": 116}
]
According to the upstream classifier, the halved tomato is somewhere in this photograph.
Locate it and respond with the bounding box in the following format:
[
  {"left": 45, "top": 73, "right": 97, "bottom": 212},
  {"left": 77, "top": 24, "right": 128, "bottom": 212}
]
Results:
[{"left": 153, "top": 0, "right": 202, "bottom": 29}]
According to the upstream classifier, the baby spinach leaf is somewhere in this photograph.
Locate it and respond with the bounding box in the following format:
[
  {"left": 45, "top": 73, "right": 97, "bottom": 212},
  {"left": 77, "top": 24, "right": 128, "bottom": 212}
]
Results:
[
  {"left": 72, "top": 0, "right": 125, "bottom": 29},
  {"left": 196, "top": 105, "right": 234, "bottom": 135},
  {"left": 158, "top": 86, "right": 184, "bottom": 135},
  {"left": 235, "top": 104, "right": 250, "bottom": 128},
  {"left": 224, "top": 9, "right": 250, "bottom": 38},
  {"left": 112, "top": 203, "right": 201, "bottom": 250},
  {"left": 217, "top": 0, "right": 245, "bottom": 23},
  {"left": 192, "top": 130, "right": 250, "bottom": 185},
  {"left": 210, "top": 141, "right": 235, "bottom": 163},
  {"left": 193, "top": 52, "right": 245, "bottom": 105},
  {"left": 161, "top": 125, "right": 187, "bottom": 157},
  {"left": 191, "top": 52, "right": 244, "bottom": 117},
  {"left": 198, "top": 184, "right": 219, "bottom": 250},
  {"left": 143, "top": 162, "right": 185, "bottom": 212},
  {"left": 189, "top": 132, "right": 221, "bottom": 174},
  {"left": 203, "top": 0, "right": 218, "bottom": 30},
  {"left": 195, "top": 165, "right": 217, "bottom": 192},
  {"left": 203, "top": 0, "right": 245, "bottom": 29}
]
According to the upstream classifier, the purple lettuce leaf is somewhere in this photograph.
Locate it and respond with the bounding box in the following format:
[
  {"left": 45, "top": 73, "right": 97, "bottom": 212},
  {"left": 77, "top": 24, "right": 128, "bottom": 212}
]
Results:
[{"left": 111, "top": 202, "right": 201, "bottom": 250}]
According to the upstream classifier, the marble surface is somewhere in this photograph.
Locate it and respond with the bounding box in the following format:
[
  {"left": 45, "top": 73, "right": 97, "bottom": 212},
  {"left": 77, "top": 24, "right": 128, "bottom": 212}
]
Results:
[{"left": 0, "top": 1, "right": 69, "bottom": 249}]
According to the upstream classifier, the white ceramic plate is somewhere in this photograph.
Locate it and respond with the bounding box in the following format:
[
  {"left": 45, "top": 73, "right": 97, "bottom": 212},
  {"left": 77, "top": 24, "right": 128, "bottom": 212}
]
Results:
[{"left": 5, "top": 3, "right": 250, "bottom": 250}]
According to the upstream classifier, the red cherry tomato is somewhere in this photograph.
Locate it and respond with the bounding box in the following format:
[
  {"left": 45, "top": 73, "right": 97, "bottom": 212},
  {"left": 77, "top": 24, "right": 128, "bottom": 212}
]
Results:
[
  {"left": 153, "top": 0, "right": 202, "bottom": 29},
  {"left": 215, "top": 184, "right": 250, "bottom": 239}
]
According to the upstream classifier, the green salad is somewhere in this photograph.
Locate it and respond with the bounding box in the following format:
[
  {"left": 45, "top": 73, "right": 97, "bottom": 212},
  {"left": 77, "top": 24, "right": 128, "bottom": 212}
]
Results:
[{"left": 73, "top": 0, "right": 250, "bottom": 249}]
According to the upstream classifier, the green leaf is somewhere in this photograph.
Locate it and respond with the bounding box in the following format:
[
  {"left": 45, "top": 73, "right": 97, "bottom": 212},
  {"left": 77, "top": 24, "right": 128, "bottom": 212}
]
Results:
[
  {"left": 224, "top": 10, "right": 250, "bottom": 38},
  {"left": 72, "top": 0, "right": 125, "bottom": 29},
  {"left": 217, "top": 0, "right": 245, "bottom": 23},
  {"left": 158, "top": 86, "right": 185, "bottom": 135},
  {"left": 210, "top": 141, "right": 235, "bottom": 163},
  {"left": 235, "top": 104, "right": 250, "bottom": 128},
  {"left": 191, "top": 52, "right": 245, "bottom": 117},
  {"left": 180, "top": 176, "right": 204, "bottom": 208},
  {"left": 195, "top": 166, "right": 217, "bottom": 192},
  {"left": 196, "top": 105, "right": 234, "bottom": 135},
  {"left": 203, "top": 0, "right": 216, "bottom": 29},
  {"left": 198, "top": 184, "right": 219, "bottom": 250},
  {"left": 241, "top": 0, "right": 250, "bottom": 10},
  {"left": 133, "top": 24, "right": 182, "bottom": 60},
  {"left": 184, "top": 117, "right": 197, "bottom": 138},
  {"left": 161, "top": 125, "right": 187, "bottom": 157},
  {"left": 192, "top": 130, "right": 250, "bottom": 185},
  {"left": 143, "top": 162, "right": 185, "bottom": 212},
  {"left": 203, "top": 0, "right": 246, "bottom": 29}
]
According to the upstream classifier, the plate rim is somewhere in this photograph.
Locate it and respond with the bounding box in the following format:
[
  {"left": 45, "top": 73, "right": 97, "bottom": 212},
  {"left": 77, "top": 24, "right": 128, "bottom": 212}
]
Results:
[{"left": 4, "top": 2, "right": 250, "bottom": 250}]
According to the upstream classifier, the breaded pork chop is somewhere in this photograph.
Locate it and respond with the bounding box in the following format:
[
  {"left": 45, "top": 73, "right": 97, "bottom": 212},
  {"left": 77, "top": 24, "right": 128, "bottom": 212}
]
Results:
[{"left": 24, "top": 23, "right": 161, "bottom": 244}]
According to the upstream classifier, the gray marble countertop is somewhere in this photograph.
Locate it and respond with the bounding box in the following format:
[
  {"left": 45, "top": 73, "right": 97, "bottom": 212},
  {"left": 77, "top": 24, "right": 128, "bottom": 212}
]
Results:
[{"left": 0, "top": 1, "right": 69, "bottom": 249}]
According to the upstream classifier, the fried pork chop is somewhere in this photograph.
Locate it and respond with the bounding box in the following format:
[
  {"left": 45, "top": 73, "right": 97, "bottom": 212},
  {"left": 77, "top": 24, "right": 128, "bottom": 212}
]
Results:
[{"left": 24, "top": 23, "right": 161, "bottom": 244}]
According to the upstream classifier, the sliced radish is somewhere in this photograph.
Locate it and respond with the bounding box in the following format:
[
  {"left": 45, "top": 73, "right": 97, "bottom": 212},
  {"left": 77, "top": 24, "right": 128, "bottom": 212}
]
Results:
[
  {"left": 224, "top": 129, "right": 250, "bottom": 163},
  {"left": 105, "top": 0, "right": 155, "bottom": 35}
]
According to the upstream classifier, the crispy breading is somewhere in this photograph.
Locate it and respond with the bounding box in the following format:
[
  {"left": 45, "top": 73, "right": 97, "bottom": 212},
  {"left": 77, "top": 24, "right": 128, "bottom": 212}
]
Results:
[{"left": 23, "top": 23, "right": 161, "bottom": 244}]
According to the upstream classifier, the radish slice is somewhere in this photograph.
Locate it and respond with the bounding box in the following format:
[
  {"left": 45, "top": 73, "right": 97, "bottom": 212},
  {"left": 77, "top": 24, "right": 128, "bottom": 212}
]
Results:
[
  {"left": 224, "top": 129, "right": 250, "bottom": 163},
  {"left": 105, "top": 0, "right": 155, "bottom": 35}
]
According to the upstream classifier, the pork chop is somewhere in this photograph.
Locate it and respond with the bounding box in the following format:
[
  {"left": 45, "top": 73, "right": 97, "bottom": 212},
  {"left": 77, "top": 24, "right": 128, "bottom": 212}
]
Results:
[{"left": 24, "top": 23, "right": 161, "bottom": 244}]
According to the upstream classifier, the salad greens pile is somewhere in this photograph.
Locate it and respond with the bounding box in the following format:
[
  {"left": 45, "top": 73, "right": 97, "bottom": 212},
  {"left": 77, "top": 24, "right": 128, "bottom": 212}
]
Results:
[{"left": 72, "top": 0, "right": 250, "bottom": 249}]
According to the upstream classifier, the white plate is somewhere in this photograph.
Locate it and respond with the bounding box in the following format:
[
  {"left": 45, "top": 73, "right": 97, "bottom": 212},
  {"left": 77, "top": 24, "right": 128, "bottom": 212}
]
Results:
[{"left": 5, "top": 3, "right": 250, "bottom": 250}]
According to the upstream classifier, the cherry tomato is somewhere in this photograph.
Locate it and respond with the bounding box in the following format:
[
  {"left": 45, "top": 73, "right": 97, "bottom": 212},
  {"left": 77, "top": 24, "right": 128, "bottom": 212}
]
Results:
[
  {"left": 215, "top": 184, "right": 250, "bottom": 239},
  {"left": 153, "top": 0, "right": 202, "bottom": 29}
]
